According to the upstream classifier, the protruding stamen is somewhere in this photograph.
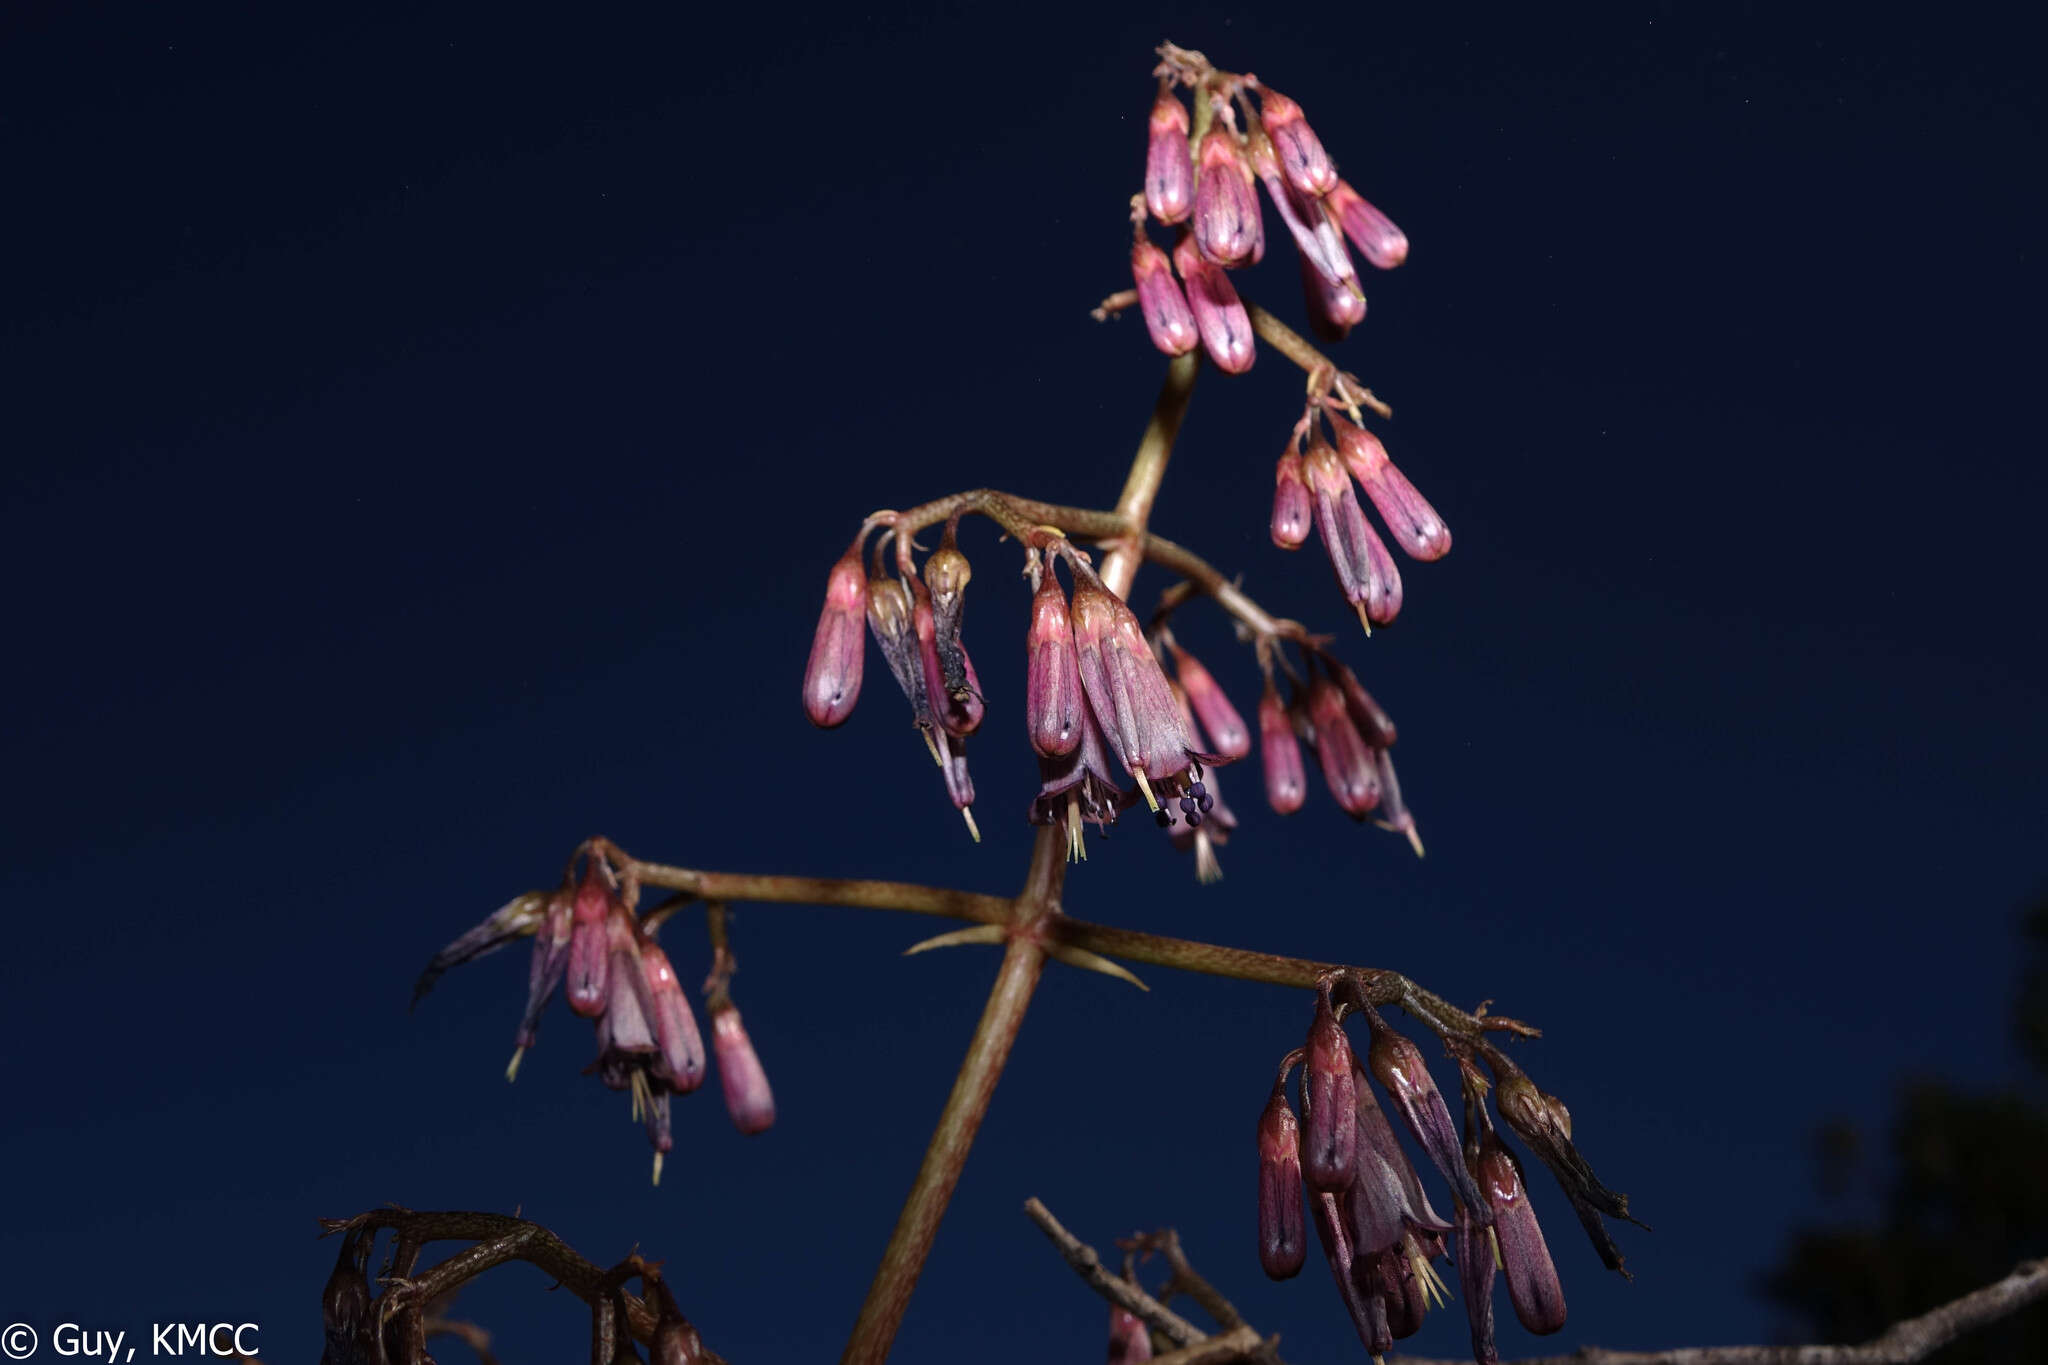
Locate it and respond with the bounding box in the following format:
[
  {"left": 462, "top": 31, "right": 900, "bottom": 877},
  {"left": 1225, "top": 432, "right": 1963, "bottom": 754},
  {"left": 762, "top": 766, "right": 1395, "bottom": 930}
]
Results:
[
  {"left": 1133, "top": 769, "right": 1159, "bottom": 811},
  {"left": 920, "top": 726, "right": 944, "bottom": 766},
  {"left": 629, "top": 1068, "right": 652, "bottom": 1124},
  {"left": 961, "top": 806, "right": 981, "bottom": 842},
  {"left": 652, "top": 1150, "right": 665, "bottom": 1187},
  {"left": 505, "top": 1047, "right": 526, "bottom": 1083},
  {"left": 1354, "top": 600, "right": 1374, "bottom": 637},
  {"left": 1065, "top": 796, "right": 1086, "bottom": 862}
]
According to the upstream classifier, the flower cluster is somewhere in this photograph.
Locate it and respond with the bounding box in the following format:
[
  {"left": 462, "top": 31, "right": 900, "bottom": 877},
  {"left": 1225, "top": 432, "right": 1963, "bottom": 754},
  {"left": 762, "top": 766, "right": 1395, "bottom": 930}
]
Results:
[
  {"left": 1254, "top": 647, "right": 1422, "bottom": 853},
  {"left": 804, "top": 518, "right": 1421, "bottom": 878},
  {"left": 412, "top": 842, "right": 775, "bottom": 1181},
  {"left": 1273, "top": 409, "right": 1451, "bottom": 633},
  {"left": 1130, "top": 47, "right": 1409, "bottom": 372},
  {"left": 1259, "top": 988, "right": 1567, "bottom": 1363}
]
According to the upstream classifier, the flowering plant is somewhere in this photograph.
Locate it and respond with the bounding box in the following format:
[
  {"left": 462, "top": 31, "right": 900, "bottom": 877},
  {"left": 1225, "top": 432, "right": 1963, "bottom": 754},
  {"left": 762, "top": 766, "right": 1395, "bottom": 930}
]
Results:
[{"left": 380, "top": 40, "right": 1633, "bottom": 1365}]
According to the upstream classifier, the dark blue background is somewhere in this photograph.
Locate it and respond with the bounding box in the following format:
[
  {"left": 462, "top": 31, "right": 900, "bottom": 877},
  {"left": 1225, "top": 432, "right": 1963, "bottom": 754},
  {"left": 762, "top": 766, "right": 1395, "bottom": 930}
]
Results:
[{"left": 2, "top": 3, "right": 2042, "bottom": 1360}]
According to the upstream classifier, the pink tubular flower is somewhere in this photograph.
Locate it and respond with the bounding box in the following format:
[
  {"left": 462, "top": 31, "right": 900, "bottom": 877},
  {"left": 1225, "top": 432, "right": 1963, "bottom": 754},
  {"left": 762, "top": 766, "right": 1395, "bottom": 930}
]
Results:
[
  {"left": 1067, "top": 554, "right": 1228, "bottom": 815},
  {"left": 1271, "top": 449, "right": 1311, "bottom": 549},
  {"left": 1303, "top": 436, "right": 1401, "bottom": 629},
  {"left": 564, "top": 861, "right": 616, "bottom": 1018},
  {"left": 1191, "top": 121, "right": 1260, "bottom": 266},
  {"left": 639, "top": 940, "right": 707, "bottom": 1093},
  {"left": 802, "top": 536, "right": 867, "bottom": 728},
  {"left": 1027, "top": 692, "right": 1128, "bottom": 862},
  {"left": 1328, "top": 414, "right": 1451, "bottom": 561},
  {"left": 1476, "top": 1130, "right": 1567, "bottom": 1335},
  {"left": 1257, "top": 86, "right": 1338, "bottom": 198},
  {"left": 1143, "top": 87, "right": 1193, "bottom": 225},
  {"left": 1301, "top": 990, "right": 1357, "bottom": 1190},
  {"left": 1363, "top": 1005, "right": 1488, "bottom": 1217},
  {"left": 1258, "top": 1078, "right": 1307, "bottom": 1280},
  {"left": 1300, "top": 250, "right": 1366, "bottom": 343},
  {"left": 1169, "top": 643, "right": 1250, "bottom": 758},
  {"left": 1306, "top": 665, "right": 1381, "bottom": 818},
  {"left": 1248, "top": 130, "right": 1357, "bottom": 294},
  {"left": 1107, "top": 1305, "right": 1153, "bottom": 1364},
  {"left": 1258, "top": 679, "right": 1306, "bottom": 814},
  {"left": 1025, "top": 550, "right": 1084, "bottom": 759},
  {"left": 1130, "top": 236, "right": 1199, "bottom": 356},
  {"left": 1329, "top": 179, "right": 1409, "bottom": 269},
  {"left": 1324, "top": 656, "right": 1397, "bottom": 748},
  {"left": 1172, "top": 236, "right": 1255, "bottom": 374},
  {"left": 711, "top": 1002, "right": 776, "bottom": 1136}
]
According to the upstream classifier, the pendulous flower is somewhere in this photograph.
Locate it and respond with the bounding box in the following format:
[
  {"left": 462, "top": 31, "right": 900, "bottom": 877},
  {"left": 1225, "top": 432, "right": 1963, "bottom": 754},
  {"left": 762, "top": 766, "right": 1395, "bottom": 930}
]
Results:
[
  {"left": 1328, "top": 178, "right": 1410, "bottom": 269},
  {"left": 1271, "top": 448, "right": 1312, "bottom": 549},
  {"left": 1191, "top": 114, "right": 1260, "bottom": 266},
  {"left": 1301, "top": 989, "right": 1358, "bottom": 1190},
  {"left": 1168, "top": 642, "right": 1251, "bottom": 759},
  {"left": 1304, "top": 435, "right": 1402, "bottom": 630},
  {"left": 1258, "top": 678, "right": 1307, "bottom": 815},
  {"left": 1025, "top": 549, "right": 1085, "bottom": 759},
  {"left": 1258, "top": 1077, "right": 1308, "bottom": 1280},
  {"left": 1067, "top": 553, "right": 1228, "bottom": 816},
  {"left": 1130, "top": 235, "right": 1199, "bottom": 357},
  {"left": 1172, "top": 236, "right": 1256, "bottom": 375},
  {"left": 711, "top": 1002, "right": 775, "bottom": 1135},
  {"left": 1305, "top": 664, "right": 1382, "bottom": 818},
  {"left": 1256, "top": 85, "right": 1338, "bottom": 198},
  {"left": 1143, "top": 87, "right": 1193, "bottom": 225},
  {"left": 1329, "top": 413, "right": 1451, "bottom": 562},
  {"left": 802, "top": 535, "right": 867, "bottom": 728},
  {"left": 1300, "top": 250, "right": 1366, "bottom": 342}
]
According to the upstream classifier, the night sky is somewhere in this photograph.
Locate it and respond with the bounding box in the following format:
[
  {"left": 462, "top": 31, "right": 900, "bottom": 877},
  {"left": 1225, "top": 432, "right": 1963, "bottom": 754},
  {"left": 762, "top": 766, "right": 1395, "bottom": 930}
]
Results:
[{"left": 2, "top": 3, "right": 2043, "bottom": 1361}]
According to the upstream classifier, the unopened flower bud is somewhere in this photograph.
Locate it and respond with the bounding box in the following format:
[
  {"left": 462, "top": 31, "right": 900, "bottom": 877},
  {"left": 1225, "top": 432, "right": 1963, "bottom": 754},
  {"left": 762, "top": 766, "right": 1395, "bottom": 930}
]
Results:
[
  {"left": 1304, "top": 437, "right": 1401, "bottom": 628},
  {"left": 1307, "top": 668, "right": 1381, "bottom": 818},
  {"left": 565, "top": 863, "right": 615, "bottom": 1018},
  {"left": 1477, "top": 1132, "right": 1567, "bottom": 1335},
  {"left": 639, "top": 941, "right": 707, "bottom": 1093},
  {"left": 1169, "top": 644, "right": 1250, "bottom": 759},
  {"left": 1324, "top": 657, "right": 1397, "bottom": 748},
  {"left": 1302, "top": 991, "right": 1357, "bottom": 1190},
  {"left": 1258, "top": 680, "right": 1306, "bottom": 814},
  {"left": 1366, "top": 1013, "right": 1489, "bottom": 1218},
  {"left": 1329, "top": 179, "right": 1409, "bottom": 269},
  {"left": 1328, "top": 415, "right": 1451, "bottom": 562},
  {"left": 1300, "top": 250, "right": 1366, "bottom": 343},
  {"left": 1026, "top": 554, "right": 1085, "bottom": 758},
  {"left": 1258, "top": 1080, "right": 1307, "bottom": 1279},
  {"left": 1107, "top": 1305, "right": 1153, "bottom": 1363},
  {"left": 1257, "top": 87, "right": 1338, "bottom": 198},
  {"left": 1143, "top": 89, "right": 1194, "bottom": 226},
  {"left": 803, "top": 538, "right": 868, "bottom": 728},
  {"left": 1247, "top": 129, "right": 1355, "bottom": 294},
  {"left": 1192, "top": 123, "right": 1261, "bottom": 267},
  {"left": 1271, "top": 450, "right": 1311, "bottom": 549},
  {"left": 711, "top": 1002, "right": 776, "bottom": 1135},
  {"left": 1172, "top": 236, "right": 1255, "bottom": 375},
  {"left": 1131, "top": 237, "right": 1199, "bottom": 356}
]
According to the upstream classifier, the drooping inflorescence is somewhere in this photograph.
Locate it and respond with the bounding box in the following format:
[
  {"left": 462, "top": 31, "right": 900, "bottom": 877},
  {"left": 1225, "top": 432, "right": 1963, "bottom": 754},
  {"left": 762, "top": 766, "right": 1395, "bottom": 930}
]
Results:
[
  {"left": 1259, "top": 981, "right": 1640, "bottom": 1363},
  {"left": 411, "top": 839, "right": 776, "bottom": 1182}
]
